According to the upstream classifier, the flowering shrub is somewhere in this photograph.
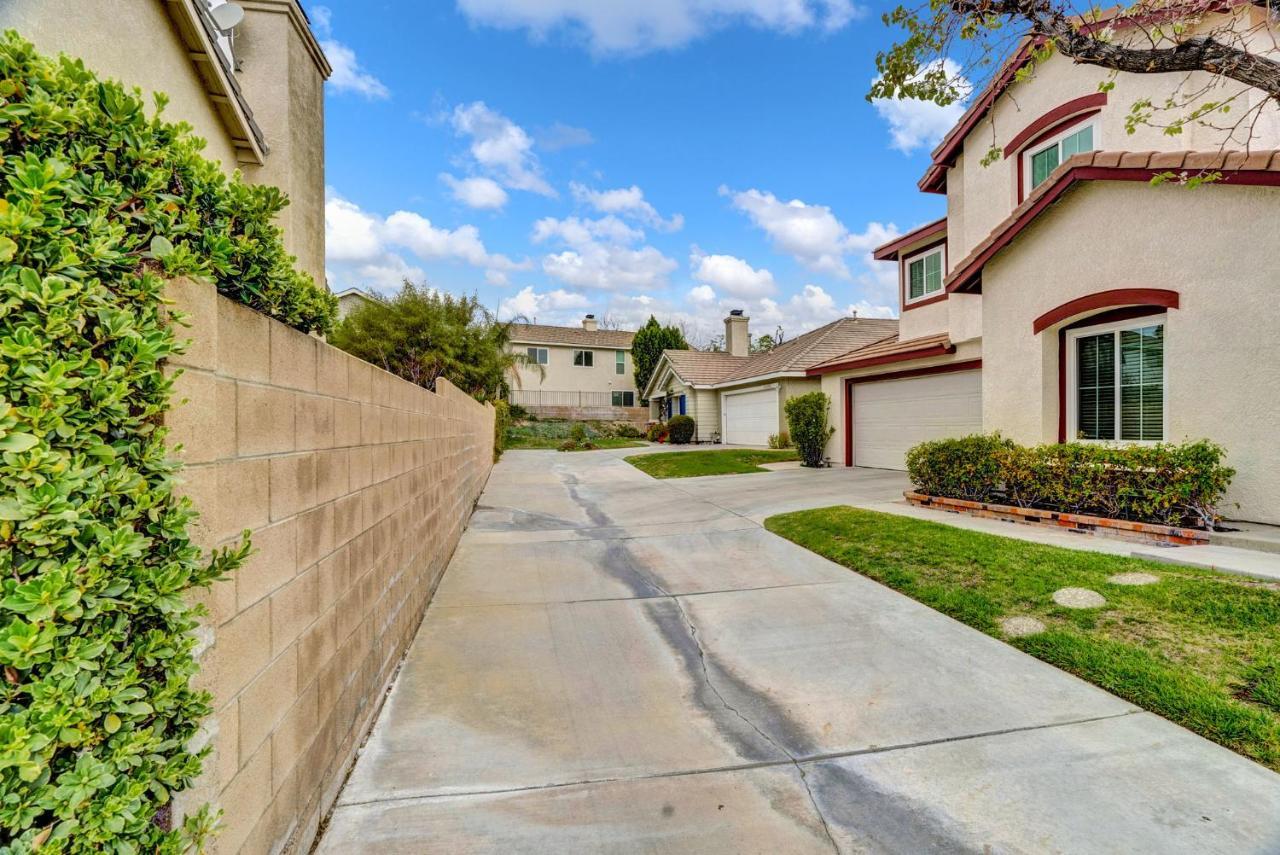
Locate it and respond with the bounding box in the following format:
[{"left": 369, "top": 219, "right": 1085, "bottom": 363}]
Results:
[{"left": 907, "top": 435, "right": 1235, "bottom": 528}]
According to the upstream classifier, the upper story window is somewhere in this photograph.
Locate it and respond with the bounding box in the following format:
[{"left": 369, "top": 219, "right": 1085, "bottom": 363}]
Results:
[
  {"left": 1026, "top": 122, "right": 1096, "bottom": 191},
  {"left": 904, "top": 246, "right": 945, "bottom": 304},
  {"left": 1067, "top": 314, "right": 1165, "bottom": 443},
  {"left": 526, "top": 346, "right": 548, "bottom": 365},
  {"left": 615, "top": 350, "right": 626, "bottom": 374},
  {"left": 573, "top": 349, "right": 594, "bottom": 367}
]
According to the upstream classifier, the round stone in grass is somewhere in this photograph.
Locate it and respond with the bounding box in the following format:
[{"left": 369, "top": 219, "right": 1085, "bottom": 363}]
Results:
[
  {"left": 1000, "top": 616, "right": 1046, "bottom": 637},
  {"left": 1053, "top": 587, "right": 1107, "bottom": 609},
  {"left": 1107, "top": 572, "right": 1160, "bottom": 586}
]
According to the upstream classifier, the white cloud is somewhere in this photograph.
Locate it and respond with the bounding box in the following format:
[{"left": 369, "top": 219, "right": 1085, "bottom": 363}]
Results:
[
  {"left": 690, "top": 251, "right": 776, "bottom": 299},
  {"left": 570, "top": 182, "right": 683, "bottom": 231},
  {"left": 534, "top": 122, "right": 595, "bottom": 151},
  {"left": 688, "top": 284, "right": 717, "bottom": 304},
  {"left": 531, "top": 214, "right": 677, "bottom": 292},
  {"left": 455, "top": 0, "right": 863, "bottom": 55},
  {"left": 498, "top": 286, "right": 590, "bottom": 320},
  {"left": 872, "top": 58, "right": 972, "bottom": 154},
  {"left": 324, "top": 190, "right": 528, "bottom": 293},
  {"left": 440, "top": 174, "right": 509, "bottom": 210},
  {"left": 451, "top": 102, "right": 555, "bottom": 197},
  {"left": 751, "top": 285, "right": 894, "bottom": 333},
  {"left": 722, "top": 186, "right": 898, "bottom": 279},
  {"left": 320, "top": 41, "right": 390, "bottom": 100}
]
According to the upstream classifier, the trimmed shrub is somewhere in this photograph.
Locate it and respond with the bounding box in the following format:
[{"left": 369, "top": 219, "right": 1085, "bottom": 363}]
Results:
[
  {"left": 492, "top": 400, "right": 510, "bottom": 461},
  {"left": 768, "top": 430, "right": 792, "bottom": 449},
  {"left": 646, "top": 422, "right": 669, "bottom": 443},
  {"left": 0, "top": 33, "right": 339, "bottom": 851},
  {"left": 906, "top": 436, "right": 1235, "bottom": 528},
  {"left": 667, "top": 415, "right": 695, "bottom": 444},
  {"left": 785, "top": 392, "right": 834, "bottom": 467},
  {"left": 614, "top": 423, "right": 645, "bottom": 439}
]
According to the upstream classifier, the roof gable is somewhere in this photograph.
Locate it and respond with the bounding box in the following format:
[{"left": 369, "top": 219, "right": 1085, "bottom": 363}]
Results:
[{"left": 509, "top": 323, "right": 636, "bottom": 349}]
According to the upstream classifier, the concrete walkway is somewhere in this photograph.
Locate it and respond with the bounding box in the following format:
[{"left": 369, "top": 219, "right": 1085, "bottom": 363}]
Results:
[{"left": 318, "top": 449, "right": 1280, "bottom": 853}]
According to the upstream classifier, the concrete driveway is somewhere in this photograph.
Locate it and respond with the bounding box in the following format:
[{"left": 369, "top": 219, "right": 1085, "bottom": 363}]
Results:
[{"left": 318, "top": 449, "right": 1280, "bottom": 853}]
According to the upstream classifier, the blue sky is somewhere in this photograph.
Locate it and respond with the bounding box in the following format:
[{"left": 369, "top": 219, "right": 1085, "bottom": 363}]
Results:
[{"left": 313, "top": 0, "right": 970, "bottom": 342}]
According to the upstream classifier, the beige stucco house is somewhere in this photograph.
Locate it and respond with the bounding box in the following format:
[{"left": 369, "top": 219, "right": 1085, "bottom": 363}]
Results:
[
  {"left": 642, "top": 311, "right": 897, "bottom": 445},
  {"left": 508, "top": 316, "right": 643, "bottom": 420},
  {"left": 4, "top": 0, "right": 331, "bottom": 285},
  {"left": 808, "top": 7, "right": 1280, "bottom": 523}
]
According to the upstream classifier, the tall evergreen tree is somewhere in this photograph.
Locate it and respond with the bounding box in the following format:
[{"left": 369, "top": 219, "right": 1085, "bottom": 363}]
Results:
[{"left": 632, "top": 315, "right": 690, "bottom": 402}]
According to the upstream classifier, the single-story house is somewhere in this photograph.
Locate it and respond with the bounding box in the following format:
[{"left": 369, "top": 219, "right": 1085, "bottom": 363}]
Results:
[
  {"left": 507, "top": 315, "right": 643, "bottom": 421},
  {"left": 642, "top": 311, "right": 897, "bottom": 445},
  {"left": 805, "top": 7, "right": 1280, "bottom": 524}
]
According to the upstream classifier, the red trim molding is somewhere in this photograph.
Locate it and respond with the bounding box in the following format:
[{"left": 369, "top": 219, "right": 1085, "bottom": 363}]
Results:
[
  {"left": 811, "top": 341, "right": 956, "bottom": 376},
  {"left": 842, "top": 360, "right": 983, "bottom": 466},
  {"left": 897, "top": 236, "right": 949, "bottom": 313},
  {"left": 1003, "top": 94, "right": 1107, "bottom": 158},
  {"left": 873, "top": 218, "right": 947, "bottom": 261},
  {"left": 948, "top": 166, "right": 1280, "bottom": 294},
  {"left": 1013, "top": 109, "right": 1101, "bottom": 201},
  {"left": 1034, "top": 288, "right": 1180, "bottom": 334}
]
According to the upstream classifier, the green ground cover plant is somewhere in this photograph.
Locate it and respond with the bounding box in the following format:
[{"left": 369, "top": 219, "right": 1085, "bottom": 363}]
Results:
[
  {"left": 766, "top": 507, "right": 1280, "bottom": 771},
  {"left": 627, "top": 448, "right": 798, "bottom": 478},
  {"left": 505, "top": 419, "right": 646, "bottom": 451},
  {"left": 0, "top": 33, "right": 333, "bottom": 850}
]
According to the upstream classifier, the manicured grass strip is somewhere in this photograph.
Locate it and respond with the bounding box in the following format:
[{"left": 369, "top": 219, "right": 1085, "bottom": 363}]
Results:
[
  {"left": 627, "top": 448, "right": 799, "bottom": 478},
  {"left": 764, "top": 506, "right": 1280, "bottom": 771}
]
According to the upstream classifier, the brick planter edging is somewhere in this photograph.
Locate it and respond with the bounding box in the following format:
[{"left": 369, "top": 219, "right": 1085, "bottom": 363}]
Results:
[{"left": 904, "top": 491, "right": 1210, "bottom": 547}]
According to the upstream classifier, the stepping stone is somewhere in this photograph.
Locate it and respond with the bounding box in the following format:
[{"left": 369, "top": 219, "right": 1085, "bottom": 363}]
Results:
[
  {"left": 1107, "top": 572, "right": 1160, "bottom": 586},
  {"left": 1053, "top": 587, "right": 1106, "bottom": 609},
  {"left": 999, "top": 616, "right": 1046, "bottom": 637}
]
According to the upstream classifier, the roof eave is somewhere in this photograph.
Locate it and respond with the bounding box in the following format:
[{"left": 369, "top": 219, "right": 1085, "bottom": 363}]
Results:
[
  {"left": 807, "top": 342, "right": 956, "bottom": 376},
  {"left": 872, "top": 217, "right": 948, "bottom": 261}
]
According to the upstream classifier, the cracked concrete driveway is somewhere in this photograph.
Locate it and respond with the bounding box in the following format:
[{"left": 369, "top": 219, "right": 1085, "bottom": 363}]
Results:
[{"left": 318, "top": 448, "right": 1280, "bottom": 854}]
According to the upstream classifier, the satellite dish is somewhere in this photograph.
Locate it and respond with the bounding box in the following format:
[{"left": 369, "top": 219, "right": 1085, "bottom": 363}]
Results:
[{"left": 210, "top": 2, "right": 245, "bottom": 32}]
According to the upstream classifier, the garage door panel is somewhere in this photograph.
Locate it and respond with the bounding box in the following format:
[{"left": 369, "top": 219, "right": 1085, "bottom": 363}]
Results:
[
  {"left": 723, "top": 387, "right": 778, "bottom": 447},
  {"left": 853, "top": 371, "right": 981, "bottom": 470}
]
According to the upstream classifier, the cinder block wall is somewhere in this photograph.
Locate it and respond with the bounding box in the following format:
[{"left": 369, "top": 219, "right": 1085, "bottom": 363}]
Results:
[{"left": 164, "top": 279, "right": 495, "bottom": 853}]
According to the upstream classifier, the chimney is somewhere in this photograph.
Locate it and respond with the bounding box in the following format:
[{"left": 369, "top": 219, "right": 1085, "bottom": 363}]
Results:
[
  {"left": 582, "top": 314, "right": 598, "bottom": 331},
  {"left": 724, "top": 310, "right": 749, "bottom": 357}
]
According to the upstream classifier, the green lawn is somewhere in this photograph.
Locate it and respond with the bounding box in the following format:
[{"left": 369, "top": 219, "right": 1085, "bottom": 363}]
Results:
[
  {"left": 505, "top": 420, "right": 647, "bottom": 451},
  {"left": 627, "top": 448, "right": 799, "bottom": 478},
  {"left": 764, "top": 506, "right": 1280, "bottom": 771}
]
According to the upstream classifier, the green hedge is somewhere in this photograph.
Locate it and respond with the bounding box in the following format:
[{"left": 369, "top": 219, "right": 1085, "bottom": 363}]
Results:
[
  {"left": 0, "top": 32, "right": 336, "bottom": 851},
  {"left": 784, "top": 391, "right": 833, "bottom": 467},
  {"left": 492, "top": 400, "right": 510, "bottom": 462},
  {"left": 666, "top": 415, "right": 695, "bottom": 444},
  {"left": 906, "top": 435, "right": 1235, "bottom": 528}
]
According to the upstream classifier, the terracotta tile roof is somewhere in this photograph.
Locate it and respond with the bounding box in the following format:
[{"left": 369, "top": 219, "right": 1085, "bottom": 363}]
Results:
[
  {"left": 807, "top": 332, "right": 955, "bottom": 374},
  {"left": 946, "top": 149, "right": 1280, "bottom": 293},
  {"left": 650, "top": 317, "right": 902, "bottom": 393},
  {"left": 509, "top": 323, "right": 636, "bottom": 349}
]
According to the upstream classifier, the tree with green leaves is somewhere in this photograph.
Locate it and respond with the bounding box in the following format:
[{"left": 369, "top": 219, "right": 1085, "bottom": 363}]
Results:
[
  {"left": 632, "top": 315, "right": 690, "bottom": 401},
  {"left": 871, "top": 0, "right": 1280, "bottom": 156},
  {"left": 752, "top": 326, "right": 786, "bottom": 353},
  {"left": 330, "top": 283, "right": 534, "bottom": 402}
]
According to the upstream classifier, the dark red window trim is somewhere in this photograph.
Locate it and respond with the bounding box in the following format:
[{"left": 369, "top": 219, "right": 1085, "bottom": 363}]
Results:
[
  {"left": 1055, "top": 305, "right": 1172, "bottom": 442},
  {"left": 898, "top": 236, "right": 949, "bottom": 313},
  {"left": 842, "top": 359, "right": 983, "bottom": 466},
  {"left": 1013, "top": 108, "right": 1102, "bottom": 201},
  {"left": 1034, "top": 288, "right": 1179, "bottom": 334},
  {"left": 1004, "top": 94, "right": 1108, "bottom": 159}
]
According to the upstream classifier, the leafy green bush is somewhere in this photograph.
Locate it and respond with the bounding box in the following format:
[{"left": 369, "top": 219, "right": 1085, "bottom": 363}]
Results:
[
  {"left": 906, "top": 436, "right": 1235, "bottom": 527},
  {"left": 784, "top": 392, "right": 834, "bottom": 467},
  {"left": 0, "top": 31, "right": 347, "bottom": 850},
  {"left": 646, "top": 422, "right": 668, "bottom": 443},
  {"left": 768, "top": 430, "right": 792, "bottom": 449},
  {"left": 492, "top": 400, "right": 510, "bottom": 462},
  {"left": 508, "top": 403, "right": 529, "bottom": 420},
  {"left": 667, "top": 415, "right": 695, "bottom": 444},
  {"left": 569, "top": 422, "right": 588, "bottom": 443},
  {"left": 613, "top": 423, "right": 645, "bottom": 439}
]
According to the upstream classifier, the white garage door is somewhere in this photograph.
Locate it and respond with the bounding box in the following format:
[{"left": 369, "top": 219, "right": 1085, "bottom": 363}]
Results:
[
  {"left": 852, "top": 371, "right": 982, "bottom": 470},
  {"left": 723, "top": 386, "right": 778, "bottom": 446}
]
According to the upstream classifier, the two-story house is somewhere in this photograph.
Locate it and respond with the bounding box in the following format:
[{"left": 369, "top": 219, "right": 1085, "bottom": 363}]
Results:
[
  {"left": 508, "top": 315, "right": 644, "bottom": 421},
  {"left": 812, "top": 6, "right": 1280, "bottom": 523},
  {"left": 4, "top": 0, "right": 331, "bottom": 285}
]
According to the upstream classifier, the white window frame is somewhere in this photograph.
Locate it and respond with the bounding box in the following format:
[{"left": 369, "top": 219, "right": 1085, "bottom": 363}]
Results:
[
  {"left": 572, "top": 349, "right": 594, "bottom": 368},
  {"left": 1065, "top": 312, "right": 1167, "bottom": 445},
  {"left": 1023, "top": 118, "right": 1099, "bottom": 194},
  {"left": 902, "top": 245, "right": 946, "bottom": 306},
  {"left": 525, "top": 346, "right": 548, "bottom": 365}
]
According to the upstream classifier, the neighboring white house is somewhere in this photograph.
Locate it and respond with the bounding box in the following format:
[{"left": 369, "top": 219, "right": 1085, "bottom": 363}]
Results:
[
  {"left": 335, "top": 287, "right": 379, "bottom": 319},
  {"left": 642, "top": 311, "right": 897, "bottom": 445},
  {"left": 507, "top": 315, "right": 643, "bottom": 420},
  {"left": 806, "top": 8, "right": 1280, "bottom": 523}
]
